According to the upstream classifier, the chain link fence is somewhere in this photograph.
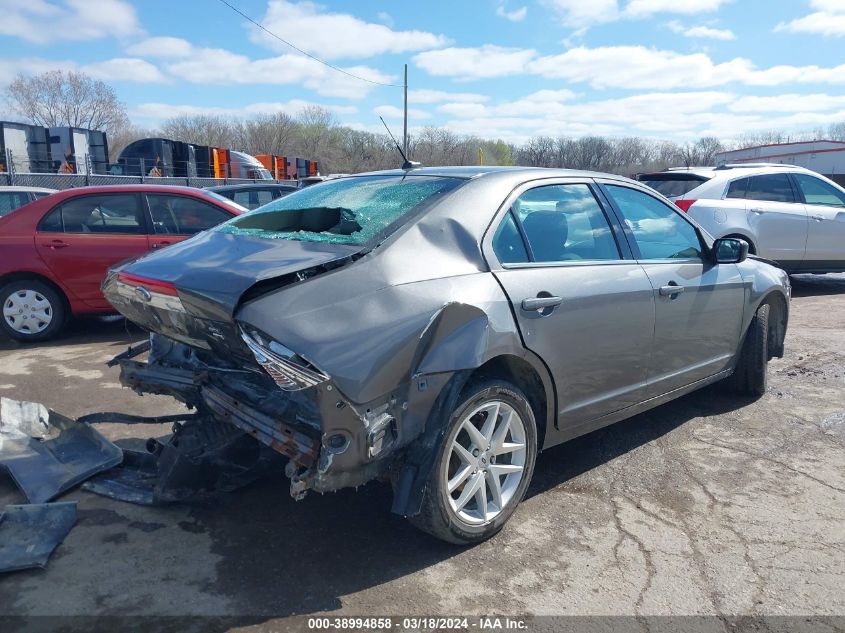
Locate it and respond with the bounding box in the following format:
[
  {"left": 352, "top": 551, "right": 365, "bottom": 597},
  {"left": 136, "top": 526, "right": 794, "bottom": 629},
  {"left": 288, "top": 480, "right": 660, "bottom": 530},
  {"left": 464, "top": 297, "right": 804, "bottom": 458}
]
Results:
[
  {"left": 1, "top": 149, "right": 297, "bottom": 190},
  {"left": 1, "top": 171, "right": 294, "bottom": 190}
]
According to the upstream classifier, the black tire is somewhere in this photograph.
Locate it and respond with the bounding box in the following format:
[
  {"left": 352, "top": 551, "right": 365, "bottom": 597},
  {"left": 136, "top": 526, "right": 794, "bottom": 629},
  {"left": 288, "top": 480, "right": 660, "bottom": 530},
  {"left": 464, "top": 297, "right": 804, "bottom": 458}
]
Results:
[
  {"left": 0, "top": 279, "right": 67, "bottom": 342},
  {"left": 409, "top": 380, "right": 538, "bottom": 545},
  {"left": 728, "top": 302, "right": 769, "bottom": 397}
]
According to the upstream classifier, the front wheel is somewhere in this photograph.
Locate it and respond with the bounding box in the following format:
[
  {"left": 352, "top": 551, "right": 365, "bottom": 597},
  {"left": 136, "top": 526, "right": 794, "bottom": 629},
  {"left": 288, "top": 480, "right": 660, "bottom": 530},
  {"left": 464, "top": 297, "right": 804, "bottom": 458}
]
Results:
[
  {"left": 728, "top": 303, "right": 770, "bottom": 397},
  {"left": 409, "top": 380, "right": 538, "bottom": 545}
]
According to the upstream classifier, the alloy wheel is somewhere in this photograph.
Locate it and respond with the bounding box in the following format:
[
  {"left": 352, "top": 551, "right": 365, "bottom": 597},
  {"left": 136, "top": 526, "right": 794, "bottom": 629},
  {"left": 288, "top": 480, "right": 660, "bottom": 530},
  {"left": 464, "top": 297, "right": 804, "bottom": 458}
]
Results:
[{"left": 442, "top": 400, "right": 527, "bottom": 525}]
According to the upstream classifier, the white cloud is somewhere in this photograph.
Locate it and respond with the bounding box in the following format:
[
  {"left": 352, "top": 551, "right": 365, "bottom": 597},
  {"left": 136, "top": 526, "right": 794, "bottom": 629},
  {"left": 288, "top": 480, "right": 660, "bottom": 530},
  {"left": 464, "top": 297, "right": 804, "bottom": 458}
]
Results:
[
  {"left": 666, "top": 21, "right": 735, "bottom": 39},
  {"left": 0, "top": 0, "right": 140, "bottom": 44},
  {"left": 416, "top": 44, "right": 845, "bottom": 87},
  {"left": 0, "top": 57, "right": 73, "bottom": 86},
  {"left": 625, "top": 0, "right": 730, "bottom": 17},
  {"left": 727, "top": 93, "right": 845, "bottom": 113},
  {"left": 0, "top": 56, "right": 163, "bottom": 86},
  {"left": 373, "top": 105, "right": 431, "bottom": 120},
  {"left": 158, "top": 42, "right": 395, "bottom": 99},
  {"left": 542, "top": 0, "right": 619, "bottom": 27},
  {"left": 82, "top": 58, "right": 167, "bottom": 83},
  {"left": 432, "top": 88, "right": 845, "bottom": 143},
  {"left": 496, "top": 4, "right": 528, "bottom": 22},
  {"left": 531, "top": 46, "right": 845, "bottom": 89},
  {"left": 775, "top": 0, "right": 845, "bottom": 37},
  {"left": 249, "top": 0, "right": 449, "bottom": 59},
  {"left": 133, "top": 100, "right": 358, "bottom": 125},
  {"left": 415, "top": 43, "right": 845, "bottom": 89},
  {"left": 413, "top": 45, "right": 536, "bottom": 79},
  {"left": 542, "top": 0, "right": 729, "bottom": 27},
  {"left": 407, "top": 89, "right": 489, "bottom": 104},
  {"left": 126, "top": 37, "right": 195, "bottom": 59}
]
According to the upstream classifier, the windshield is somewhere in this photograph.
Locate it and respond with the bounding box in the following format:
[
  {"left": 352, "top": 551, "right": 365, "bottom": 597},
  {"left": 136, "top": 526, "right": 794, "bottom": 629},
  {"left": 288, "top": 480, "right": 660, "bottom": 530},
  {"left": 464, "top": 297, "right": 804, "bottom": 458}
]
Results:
[
  {"left": 639, "top": 174, "right": 712, "bottom": 198},
  {"left": 218, "top": 175, "right": 464, "bottom": 245}
]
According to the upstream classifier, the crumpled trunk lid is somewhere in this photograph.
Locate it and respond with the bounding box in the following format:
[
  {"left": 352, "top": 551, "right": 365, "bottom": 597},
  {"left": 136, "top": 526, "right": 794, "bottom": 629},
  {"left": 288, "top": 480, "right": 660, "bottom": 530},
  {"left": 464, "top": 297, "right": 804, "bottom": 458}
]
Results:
[{"left": 103, "top": 229, "right": 361, "bottom": 352}]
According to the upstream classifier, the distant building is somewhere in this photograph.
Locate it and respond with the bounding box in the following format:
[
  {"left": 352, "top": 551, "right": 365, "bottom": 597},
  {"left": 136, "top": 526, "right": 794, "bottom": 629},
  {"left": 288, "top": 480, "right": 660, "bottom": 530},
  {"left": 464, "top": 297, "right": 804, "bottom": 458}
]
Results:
[{"left": 716, "top": 140, "right": 845, "bottom": 186}]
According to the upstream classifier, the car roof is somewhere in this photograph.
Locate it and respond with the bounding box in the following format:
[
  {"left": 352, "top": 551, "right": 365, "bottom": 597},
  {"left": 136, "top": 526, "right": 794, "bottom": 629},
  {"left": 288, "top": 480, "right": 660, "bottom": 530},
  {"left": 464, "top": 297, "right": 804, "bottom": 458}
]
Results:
[
  {"left": 0, "top": 186, "right": 57, "bottom": 193},
  {"left": 351, "top": 165, "right": 639, "bottom": 185},
  {"left": 205, "top": 183, "right": 298, "bottom": 192},
  {"left": 42, "top": 184, "right": 217, "bottom": 198},
  {"left": 647, "top": 164, "right": 817, "bottom": 181}
]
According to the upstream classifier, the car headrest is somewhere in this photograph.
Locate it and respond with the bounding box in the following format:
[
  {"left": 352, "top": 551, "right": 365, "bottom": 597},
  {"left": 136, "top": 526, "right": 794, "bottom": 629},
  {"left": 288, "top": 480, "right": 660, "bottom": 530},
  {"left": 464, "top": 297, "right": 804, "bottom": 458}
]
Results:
[{"left": 522, "top": 211, "right": 568, "bottom": 261}]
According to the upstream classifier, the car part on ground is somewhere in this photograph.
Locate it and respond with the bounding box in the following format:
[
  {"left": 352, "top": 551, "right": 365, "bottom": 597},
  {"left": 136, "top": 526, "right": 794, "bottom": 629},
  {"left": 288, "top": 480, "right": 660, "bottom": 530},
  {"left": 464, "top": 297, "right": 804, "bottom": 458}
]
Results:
[
  {"left": 81, "top": 412, "right": 282, "bottom": 505},
  {"left": 0, "top": 502, "right": 76, "bottom": 573},
  {"left": 0, "top": 397, "right": 122, "bottom": 504},
  {"left": 101, "top": 167, "right": 791, "bottom": 543}
]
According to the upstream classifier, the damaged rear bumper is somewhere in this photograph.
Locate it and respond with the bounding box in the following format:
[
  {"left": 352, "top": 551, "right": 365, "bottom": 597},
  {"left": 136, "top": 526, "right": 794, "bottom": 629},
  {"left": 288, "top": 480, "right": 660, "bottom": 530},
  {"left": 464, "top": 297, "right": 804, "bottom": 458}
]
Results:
[{"left": 117, "top": 337, "right": 404, "bottom": 499}]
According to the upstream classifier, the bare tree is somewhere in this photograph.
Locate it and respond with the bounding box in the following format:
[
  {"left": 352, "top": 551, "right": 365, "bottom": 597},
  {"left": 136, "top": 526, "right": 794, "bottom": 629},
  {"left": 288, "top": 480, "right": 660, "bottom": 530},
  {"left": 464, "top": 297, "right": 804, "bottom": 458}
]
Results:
[
  {"left": 4, "top": 70, "right": 129, "bottom": 134},
  {"left": 234, "top": 113, "right": 298, "bottom": 155},
  {"left": 160, "top": 114, "right": 236, "bottom": 148}
]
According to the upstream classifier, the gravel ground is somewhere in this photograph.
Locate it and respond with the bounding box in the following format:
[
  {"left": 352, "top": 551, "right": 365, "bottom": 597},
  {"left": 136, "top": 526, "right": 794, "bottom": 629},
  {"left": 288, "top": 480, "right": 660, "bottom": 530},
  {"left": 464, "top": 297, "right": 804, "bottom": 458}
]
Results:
[{"left": 0, "top": 275, "right": 843, "bottom": 627}]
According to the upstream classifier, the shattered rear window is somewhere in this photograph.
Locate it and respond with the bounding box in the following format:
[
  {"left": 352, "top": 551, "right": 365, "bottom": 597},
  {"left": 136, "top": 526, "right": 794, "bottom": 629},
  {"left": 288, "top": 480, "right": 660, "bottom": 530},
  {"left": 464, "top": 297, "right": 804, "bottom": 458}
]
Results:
[{"left": 218, "top": 175, "right": 463, "bottom": 245}]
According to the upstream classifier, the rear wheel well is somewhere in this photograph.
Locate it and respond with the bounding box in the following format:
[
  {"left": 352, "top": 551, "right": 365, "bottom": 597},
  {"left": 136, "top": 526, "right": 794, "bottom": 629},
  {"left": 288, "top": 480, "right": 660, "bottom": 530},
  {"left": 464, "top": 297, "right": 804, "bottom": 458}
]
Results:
[
  {"left": 723, "top": 233, "right": 757, "bottom": 255},
  {"left": 463, "top": 355, "right": 548, "bottom": 449},
  {"left": 760, "top": 292, "right": 787, "bottom": 359},
  {"left": 0, "top": 272, "right": 70, "bottom": 314}
]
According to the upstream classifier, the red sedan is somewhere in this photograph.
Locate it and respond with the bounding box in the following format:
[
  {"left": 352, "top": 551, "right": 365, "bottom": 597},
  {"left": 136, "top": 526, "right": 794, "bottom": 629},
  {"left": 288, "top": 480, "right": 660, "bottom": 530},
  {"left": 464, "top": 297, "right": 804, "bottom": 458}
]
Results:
[{"left": 0, "top": 184, "right": 246, "bottom": 341}]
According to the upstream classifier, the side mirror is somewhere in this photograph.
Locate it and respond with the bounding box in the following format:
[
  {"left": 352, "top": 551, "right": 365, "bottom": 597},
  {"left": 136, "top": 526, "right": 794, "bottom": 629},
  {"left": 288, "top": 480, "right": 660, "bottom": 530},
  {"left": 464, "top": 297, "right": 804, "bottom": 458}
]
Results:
[{"left": 713, "top": 237, "right": 749, "bottom": 264}]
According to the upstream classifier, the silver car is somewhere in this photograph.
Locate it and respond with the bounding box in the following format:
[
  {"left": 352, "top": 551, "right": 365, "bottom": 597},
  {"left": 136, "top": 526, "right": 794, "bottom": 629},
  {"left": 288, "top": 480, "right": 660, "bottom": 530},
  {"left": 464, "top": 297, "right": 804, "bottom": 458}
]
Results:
[
  {"left": 103, "top": 167, "right": 790, "bottom": 544},
  {"left": 639, "top": 164, "right": 845, "bottom": 273}
]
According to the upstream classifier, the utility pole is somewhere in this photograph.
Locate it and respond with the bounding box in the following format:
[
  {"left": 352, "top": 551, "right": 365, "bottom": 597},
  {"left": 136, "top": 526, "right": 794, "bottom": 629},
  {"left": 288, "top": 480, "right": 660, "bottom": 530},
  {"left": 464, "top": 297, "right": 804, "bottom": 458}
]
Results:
[{"left": 403, "top": 64, "right": 409, "bottom": 158}]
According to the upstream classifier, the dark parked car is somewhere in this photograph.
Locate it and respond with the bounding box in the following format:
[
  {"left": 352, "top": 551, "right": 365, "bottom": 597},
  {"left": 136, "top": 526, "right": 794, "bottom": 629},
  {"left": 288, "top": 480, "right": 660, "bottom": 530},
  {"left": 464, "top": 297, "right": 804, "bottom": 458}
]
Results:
[
  {"left": 0, "top": 184, "right": 245, "bottom": 341},
  {"left": 205, "top": 183, "right": 298, "bottom": 210},
  {"left": 104, "top": 167, "right": 790, "bottom": 543}
]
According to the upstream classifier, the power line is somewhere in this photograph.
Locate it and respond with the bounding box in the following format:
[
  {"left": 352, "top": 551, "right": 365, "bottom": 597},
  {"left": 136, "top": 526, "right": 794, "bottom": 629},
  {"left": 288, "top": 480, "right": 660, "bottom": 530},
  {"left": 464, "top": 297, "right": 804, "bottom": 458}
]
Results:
[{"left": 216, "top": 0, "right": 404, "bottom": 88}]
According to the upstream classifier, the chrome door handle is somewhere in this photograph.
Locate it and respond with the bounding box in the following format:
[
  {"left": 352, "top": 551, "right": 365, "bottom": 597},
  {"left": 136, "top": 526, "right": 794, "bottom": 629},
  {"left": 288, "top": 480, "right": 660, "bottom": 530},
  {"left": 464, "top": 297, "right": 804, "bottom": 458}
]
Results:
[
  {"left": 659, "top": 284, "right": 685, "bottom": 297},
  {"left": 521, "top": 296, "right": 563, "bottom": 312},
  {"left": 750, "top": 207, "right": 765, "bottom": 214},
  {"left": 43, "top": 240, "right": 69, "bottom": 249},
  {"left": 151, "top": 241, "right": 171, "bottom": 249},
  {"left": 810, "top": 215, "right": 824, "bottom": 221}
]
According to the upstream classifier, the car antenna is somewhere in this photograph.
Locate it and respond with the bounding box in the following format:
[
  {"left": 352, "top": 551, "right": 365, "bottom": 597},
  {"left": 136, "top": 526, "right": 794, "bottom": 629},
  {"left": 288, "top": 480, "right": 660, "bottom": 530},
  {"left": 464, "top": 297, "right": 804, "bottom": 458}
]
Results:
[{"left": 379, "top": 116, "right": 421, "bottom": 170}]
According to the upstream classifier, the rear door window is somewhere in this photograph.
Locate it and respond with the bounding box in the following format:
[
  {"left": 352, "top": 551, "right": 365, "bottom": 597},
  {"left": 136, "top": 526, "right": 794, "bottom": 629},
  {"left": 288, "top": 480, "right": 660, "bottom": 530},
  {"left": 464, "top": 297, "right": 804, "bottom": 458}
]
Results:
[
  {"left": 725, "top": 178, "right": 749, "bottom": 199},
  {"left": 745, "top": 174, "right": 796, "bottom": 203},
  {"left": 506, "top": 183, "right": 620, "bottom": 263},
  {"left": 146, "top": 194, "right": 232, "bottom": 235},
  {"left": 492, "top": 211, "right": 529, "bottom": 264},
  {"left": 45, "top": 194, "right": 144, "bottom": 234}
]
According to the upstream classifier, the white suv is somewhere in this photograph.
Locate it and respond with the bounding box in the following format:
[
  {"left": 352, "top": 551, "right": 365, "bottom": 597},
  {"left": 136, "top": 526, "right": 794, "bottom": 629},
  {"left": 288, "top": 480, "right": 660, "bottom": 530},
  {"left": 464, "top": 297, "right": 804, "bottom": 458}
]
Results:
[{"left": 638, "top": 164, "right": 845, "bottom": 273}]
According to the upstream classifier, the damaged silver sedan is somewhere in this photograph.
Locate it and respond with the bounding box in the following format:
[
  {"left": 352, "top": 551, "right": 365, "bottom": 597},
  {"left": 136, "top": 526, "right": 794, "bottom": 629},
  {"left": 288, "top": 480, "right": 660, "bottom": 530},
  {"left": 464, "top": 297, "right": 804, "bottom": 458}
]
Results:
[{"left": 102, "top": 167, "right": 790, "bottom": 544}]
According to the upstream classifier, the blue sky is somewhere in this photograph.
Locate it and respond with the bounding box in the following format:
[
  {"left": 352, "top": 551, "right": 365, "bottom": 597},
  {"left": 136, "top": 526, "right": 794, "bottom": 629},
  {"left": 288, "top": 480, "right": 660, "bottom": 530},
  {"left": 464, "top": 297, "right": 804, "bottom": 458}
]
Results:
[{"left": 1, "top": 0, "right": 844, "bottom": 143}]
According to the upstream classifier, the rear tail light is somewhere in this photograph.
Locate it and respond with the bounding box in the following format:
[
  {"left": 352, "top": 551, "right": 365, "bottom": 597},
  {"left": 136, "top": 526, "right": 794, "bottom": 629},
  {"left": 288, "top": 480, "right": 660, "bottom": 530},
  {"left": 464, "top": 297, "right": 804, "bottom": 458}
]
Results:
[
  {"left": 239, "top": 326, "right": 329, "bottom": 391},
  {"left": 114, "top": 272, "right": 185, "bottom": 312},
  {"left": 675, "top": 199, "right": 697, "bottom": 213}
]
